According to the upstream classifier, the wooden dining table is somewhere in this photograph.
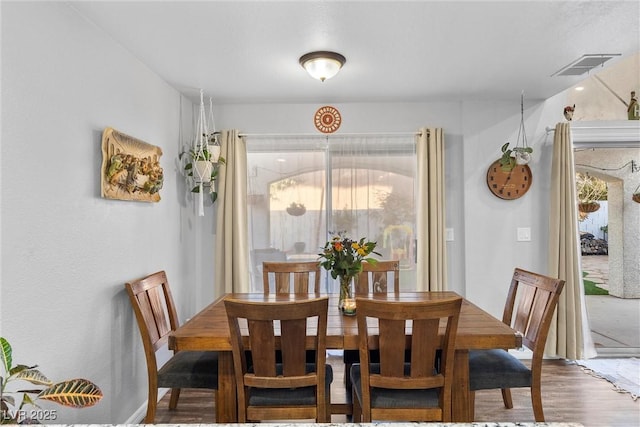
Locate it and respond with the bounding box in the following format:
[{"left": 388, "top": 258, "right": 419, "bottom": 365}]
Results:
[{"left": 169, "top": 291, "right": 521, "bottom": 422}]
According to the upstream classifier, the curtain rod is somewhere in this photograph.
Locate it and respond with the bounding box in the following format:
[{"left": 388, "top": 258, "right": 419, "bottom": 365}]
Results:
[
  {"left": 238, "top": 131, "right": 423, "bottom": 138},
  {"left": 547, "top": 124, "right": 640, "bottom": 133}
]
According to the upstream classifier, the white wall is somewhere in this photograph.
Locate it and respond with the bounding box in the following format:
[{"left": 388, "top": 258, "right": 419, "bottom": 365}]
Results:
[
  {"left": 216, "top": 102, "right": 468, "bottom": 296},
  {"left": 461, "top": 94, "right": 569, "bottom": 315},
  {"left": 1, "top": 2, "right": 202, "bottom": 423},
  {"left": 215, "top": 96, "right": 567, "bottom": 316}
]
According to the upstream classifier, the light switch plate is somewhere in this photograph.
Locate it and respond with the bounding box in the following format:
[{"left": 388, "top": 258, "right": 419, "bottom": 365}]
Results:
[
  {"left": 517, "top": 227, "right": 531, "bottom": 241},
  {"left": 446, "top": 228, "right": 454, "bottom": 241}
]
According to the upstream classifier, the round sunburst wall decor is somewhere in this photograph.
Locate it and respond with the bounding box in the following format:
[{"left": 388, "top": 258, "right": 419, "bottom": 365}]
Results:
[{"left": 314, "top": 106, "right": 342, "bottom": 133}]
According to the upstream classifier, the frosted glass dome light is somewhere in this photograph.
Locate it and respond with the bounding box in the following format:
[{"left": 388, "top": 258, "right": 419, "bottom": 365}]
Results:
[{"left": 299, "top": 51, "right": 346, "bottom": 82}]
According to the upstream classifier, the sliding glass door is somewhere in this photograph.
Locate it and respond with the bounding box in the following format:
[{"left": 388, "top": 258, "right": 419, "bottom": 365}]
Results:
[{"left": 246, "top": 135, "right": 417, "bottom": 292}]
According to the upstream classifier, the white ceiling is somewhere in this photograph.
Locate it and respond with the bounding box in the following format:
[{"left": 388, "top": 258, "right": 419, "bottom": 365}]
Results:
[{"left": 69, "top": 1, "right": 640, "bottom": 104}]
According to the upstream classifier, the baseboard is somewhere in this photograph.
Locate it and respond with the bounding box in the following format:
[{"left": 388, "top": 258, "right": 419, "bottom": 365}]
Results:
[
  {"left": 595, "top": 347, "right": 640, "bottom": 357},
  {"left": 124, "top": 389, "right": 169, "bottom": 424}
]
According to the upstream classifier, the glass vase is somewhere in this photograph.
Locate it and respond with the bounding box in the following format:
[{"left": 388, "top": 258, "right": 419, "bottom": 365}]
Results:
[{"left": 338, "top": 275, "right": 356, "bottom": 316}]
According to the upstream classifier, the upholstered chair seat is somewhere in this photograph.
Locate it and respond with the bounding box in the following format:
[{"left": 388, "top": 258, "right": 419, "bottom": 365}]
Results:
[
  {"left": 351, "top": 363, "right": 441, "bottom": 411},
  {"left": 469, "top": 349, "right": 531, "bottom": 390},
  {"left": 157, "top": 350, "right": 218, "bottom": 389}
]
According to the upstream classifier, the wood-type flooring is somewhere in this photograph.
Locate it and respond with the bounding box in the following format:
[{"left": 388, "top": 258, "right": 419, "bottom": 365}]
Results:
[{"left": 154, "top": 355, "right": 639, "bottom": 426}]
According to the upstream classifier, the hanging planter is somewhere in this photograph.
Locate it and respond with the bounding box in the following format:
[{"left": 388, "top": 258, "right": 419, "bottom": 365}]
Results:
[
  {"left": 578, "top": 201, "right": 601, "bottom": 213},
  {"left": 179, "top": 90, "right": 225, "bottom": 216},
  {"left": 286, "top": 202, "right": 306, "bottom": 216},
  {"left": 497, "top": 93, "right": 533, "bottom": 172},
  {"left": 576, "top": 172, "right": 607, "bottom": 215},
  {"left": 194, "top": 159, "right": 213, "bottom": 183},
  {"left": 513, "top": 146, "right": 532, "bottom": 165},
  {"left": 633, "top": 183, "right": 640, "bottom": 203}
]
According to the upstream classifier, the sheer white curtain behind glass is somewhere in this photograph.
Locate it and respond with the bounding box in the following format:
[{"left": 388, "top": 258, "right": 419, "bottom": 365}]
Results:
[
  {"left": 246, "top": 135, "right": 416, "bottom": 292},
  {"left": 246, "top": 137, "right": 327, "bottom": 291}
]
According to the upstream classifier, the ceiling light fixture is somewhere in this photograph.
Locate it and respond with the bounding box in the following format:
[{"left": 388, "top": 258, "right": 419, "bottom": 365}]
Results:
[{"left": 299, "top": 51, "right": 346, "bottom": 82}]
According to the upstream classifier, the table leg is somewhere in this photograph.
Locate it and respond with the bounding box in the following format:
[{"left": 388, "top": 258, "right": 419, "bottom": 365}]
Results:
[
  {"left": 452, "top": 349, "right": 471, "bottom": 422},
  {"left": 216, "top": 351, "right": 237, "bottom": 422}
]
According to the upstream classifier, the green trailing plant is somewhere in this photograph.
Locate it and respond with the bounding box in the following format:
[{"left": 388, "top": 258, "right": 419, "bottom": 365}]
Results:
[
  {"left": 499, "top": 142, "right": 533, "bottom": 171},
  {"left": 1, "top": 337, "right": 102, "bottom": 424},
  {"left": 499, "top": 142, "right": 515, "bottom": 171},
  {"left": 179, "top": 135, "right": 226, "bottom": 203}
]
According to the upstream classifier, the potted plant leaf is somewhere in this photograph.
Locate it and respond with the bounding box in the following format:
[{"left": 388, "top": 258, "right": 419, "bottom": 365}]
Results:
[
  {"left": 1, "top": 337, "right": 102, "bottom": 424},
  {"left": 499, "top": 142, "right": 533, "bottom": 171},
  {"left": 180, "top": 132, "right": 225, "bottom": 203},
  {"left": 576, "top": 172, "right": 607, "bottom": 213}
]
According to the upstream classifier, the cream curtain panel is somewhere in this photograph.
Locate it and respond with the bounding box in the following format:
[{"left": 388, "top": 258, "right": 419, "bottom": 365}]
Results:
[
  {"left": 416, "top": 128, "right": 447, "bottom": 291},
  {"left": 546, "top": 123, "right": 596, "bottom": 360},
  {"left": 214, "top": 130, "right": 250, "bottom": 293}
]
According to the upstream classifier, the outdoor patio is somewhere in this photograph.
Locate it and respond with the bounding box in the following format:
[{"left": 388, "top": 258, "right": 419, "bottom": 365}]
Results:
[{"left": 582, "top": 255, "right": 640, "bottom": 355}]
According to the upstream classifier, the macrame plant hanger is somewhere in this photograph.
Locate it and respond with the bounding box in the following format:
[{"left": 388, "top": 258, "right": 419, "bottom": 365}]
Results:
[
  {"left": 207, "top": 96, "right": 221, "bottom": 170},
  {"left": 193, "top": 89, "right": 211, "bottom": 216},
  {"left": 514, "top": 91, "right": 532, "bottom": 165}
]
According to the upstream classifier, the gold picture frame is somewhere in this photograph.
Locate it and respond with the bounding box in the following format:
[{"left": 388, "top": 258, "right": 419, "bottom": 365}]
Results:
[{"left": 100, "top": 127, "right": 163, "bottom": 202}]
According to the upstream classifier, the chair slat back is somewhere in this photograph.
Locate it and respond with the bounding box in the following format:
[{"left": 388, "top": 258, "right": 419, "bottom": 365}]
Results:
[
  {"left": 503, "top": 268, "right": 565, "bottom": 354},
  {"left": 262, "top": 261, "right": 321, "bottom": 294},
  {"left": 125, "top": 271, "right": 179, "bottom": 356},
  {"left": 355, "top": 260, "right": 400, "bottom": 294},
  {"left": 355, "top": 296, "right": 462, "bottom": 415},
  {"left": 224, "top": 297, "right": 329, "bottom": 422}
]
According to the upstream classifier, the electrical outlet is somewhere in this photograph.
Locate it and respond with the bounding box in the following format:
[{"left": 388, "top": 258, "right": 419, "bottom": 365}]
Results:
[{"left": 517, "top": 227, "right": 531, "bottom": 241}]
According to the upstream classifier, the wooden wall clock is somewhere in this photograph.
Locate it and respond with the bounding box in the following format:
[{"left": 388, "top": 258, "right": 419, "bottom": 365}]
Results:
[
  {"left": 314, "top": 106, "right": 341, "bottom": 133},
  {"left": 486, "top": 160, "right": 532, "bottom": 200}
]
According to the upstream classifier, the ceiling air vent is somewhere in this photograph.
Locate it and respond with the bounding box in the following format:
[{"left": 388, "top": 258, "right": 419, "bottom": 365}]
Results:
[{"left": 552, "top": 54, "right": 621, "bottom": 77}]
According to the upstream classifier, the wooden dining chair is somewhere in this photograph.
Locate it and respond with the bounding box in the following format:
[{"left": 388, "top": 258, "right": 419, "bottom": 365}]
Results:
[
  {"left": 344, "top": 260, "right": 401, "bottom": 392},
  {"left": 125, "top": 271, "right": 218, "bottom": 423},
  {"left": 224, "top": 296, "right": 332, "bottom": 422},
  {"left": 354, "top": 259, "right": 400, "bottom": 294},
  {"left": 468, "top": 267, "right": 565, "bottom": 422},
  {"left": 262, "top": 261, "right": 321, "bottom": 294},
  {"left": 262, "top": 261, "right": 321, "bottom": 364},
  {"left": 350, "top": 296, "right": 462, "bottom": 422}
]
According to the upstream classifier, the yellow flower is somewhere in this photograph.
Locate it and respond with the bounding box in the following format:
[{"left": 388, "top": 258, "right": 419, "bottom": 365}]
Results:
[{"left": 318, "top": 234, "right": 380, "bottom": 279}]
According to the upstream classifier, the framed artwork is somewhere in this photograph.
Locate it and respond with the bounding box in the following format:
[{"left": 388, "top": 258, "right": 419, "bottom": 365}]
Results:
[{"left": 100, "top": 127, "right": 163, "bottom": 202}]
